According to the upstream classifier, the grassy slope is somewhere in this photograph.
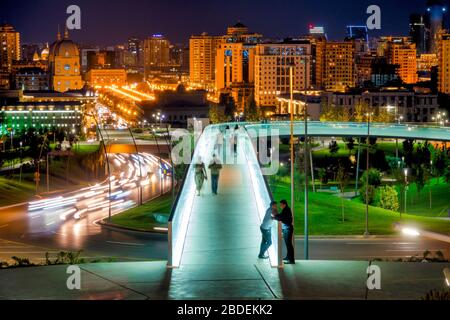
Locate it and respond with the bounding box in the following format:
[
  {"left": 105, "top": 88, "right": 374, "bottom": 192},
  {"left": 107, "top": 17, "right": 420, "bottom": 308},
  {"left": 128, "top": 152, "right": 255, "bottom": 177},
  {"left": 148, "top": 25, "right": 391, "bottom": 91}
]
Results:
[
  {"left": 110, "top": 194, "right": 173, "bottom": 231},
  {"left": 0, "top": 177, "right": 36, "bottom": 205},
  {"left": 271, "top": 182, "right": 450, "bottom": 235}
]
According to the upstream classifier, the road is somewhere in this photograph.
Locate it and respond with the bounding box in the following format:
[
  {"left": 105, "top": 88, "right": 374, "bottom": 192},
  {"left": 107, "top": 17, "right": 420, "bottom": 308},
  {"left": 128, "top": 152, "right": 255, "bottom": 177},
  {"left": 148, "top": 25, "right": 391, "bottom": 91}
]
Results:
[
  {"left": 0, "top": 152, "right": 172, "bottom": 264},
  {"left": 1, "top": 201, "right": 448, "bottom": 263}
]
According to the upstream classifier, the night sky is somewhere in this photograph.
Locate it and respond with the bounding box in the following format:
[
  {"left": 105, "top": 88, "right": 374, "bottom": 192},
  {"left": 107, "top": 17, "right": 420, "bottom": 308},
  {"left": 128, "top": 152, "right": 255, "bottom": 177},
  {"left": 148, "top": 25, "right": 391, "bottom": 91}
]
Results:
[{"left": 1, "top": 0, "right": 447, "bottom": 45}]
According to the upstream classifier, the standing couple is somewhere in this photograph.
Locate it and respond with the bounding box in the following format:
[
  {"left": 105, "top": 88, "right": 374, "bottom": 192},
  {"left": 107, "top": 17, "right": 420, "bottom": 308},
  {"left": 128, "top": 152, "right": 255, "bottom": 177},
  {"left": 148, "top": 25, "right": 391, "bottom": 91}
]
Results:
[
  {"left": 259, "top": 200, "right": 295, "bottom": 264},
  {"left": 194, "top": 154, "right": 223, "bottom": 196}
]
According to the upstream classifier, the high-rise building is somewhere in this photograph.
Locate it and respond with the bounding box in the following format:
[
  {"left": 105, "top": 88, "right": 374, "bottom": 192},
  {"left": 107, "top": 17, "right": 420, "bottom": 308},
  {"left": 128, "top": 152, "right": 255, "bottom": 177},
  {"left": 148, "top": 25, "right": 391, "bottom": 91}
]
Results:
[
  {"left": 427, "top": 0, "right": 447, "bottom": 54},
  {"left": 254, "top": 41, "right": 312, "bottom": 108},
  {"left": 0, "top": 23, "right": 21, "bottom": 72},
  {"left": 347, "top": 26, "right": 370, "bottom": 55},
  {"left": 215, "top": 42, "right": 256, "bottom": 110},
  {"left": 410, "top": 14, "right": 429, "bottom": 55},
  {"left": 221, "top": 22, "right": 263, "bottom": 44},
  {"left": 309, "top": 25, "right": 327, "bottom": 40},
  {"left": 323, "top": 41, "right": 356, "bottom": 92},
  {"left": 215, "top": 43, "right": 255, "bottom": 90},
  {"left": 347, "top": 26, "right": 369, "bottom": 43},
  {"left": 48, "top": 28, "right": 83, "bottom": 92},
  {"left": 305, "top": 36, "right": 326, "bottom": 89},
  {"left": 438, "top": 33, "right": 450, "bottom": 93},
  {"left": 370, "top": 57, "right": 400, "bottom": 87},
  {"left": 385, "top": 39, "right": 419, "bottom": 84},
  {"left": 189, "top": 33, "right": 221, "bottom": 88},
  {"left": 127, "top": 37, "right": 143, "bottom": 69},
  {"left": 143, "top": 34, "right": 171, "bottom": 72},
  {"left": 355, "top": 52, "right": 377, "bottom": 86}
]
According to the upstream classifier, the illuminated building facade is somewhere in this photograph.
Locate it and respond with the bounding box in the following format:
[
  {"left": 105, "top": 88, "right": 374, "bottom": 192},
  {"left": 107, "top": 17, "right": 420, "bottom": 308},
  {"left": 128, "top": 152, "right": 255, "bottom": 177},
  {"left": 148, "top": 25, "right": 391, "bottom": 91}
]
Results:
[
  {"left": 0, "top": 23, "right": 21, "bottom": 72},
  {"left": 0, "top": 101, "right": 83, "bottom": 135},
  {"left": 438, "top": 33, "right": 450, "bottom": 93},
  {"left": 48, "top": 28, "right": 83, "bottom": 92},
  {"left": 85, "top": 69, "right": 127, "bottom": 87},
  {"left": 14, "top": 67, "right": 49, "bottom": 91},
  {"left": 143, "top": 35, "right": 171, "bottom": 72},
  {"left": 386, "top": 41, "right": 419, "bottom": 84},
  {"left": 323, "top": 41, "right": 356, "bottom": 92},
  {"left": 189, "top": 33, "right": 221, "bottom": 88},
  {"left": 254, "top": 41, "right": 312, "bottom": 108}
]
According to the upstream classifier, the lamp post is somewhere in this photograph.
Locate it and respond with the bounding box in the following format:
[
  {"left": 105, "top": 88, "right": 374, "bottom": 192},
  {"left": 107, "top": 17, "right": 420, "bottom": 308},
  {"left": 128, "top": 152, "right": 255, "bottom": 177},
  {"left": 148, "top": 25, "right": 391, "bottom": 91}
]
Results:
[
  {"left": 19, "top": 141, "right": 23, "bottom": 183},
  {"left": 302, "top": 57, "right": 309, "bottom": 260},
  {"left": 364, "top": 112, "right": 373, "bottom": 237},
  {"left": 403, "top": 168, "right": 408, "bottom": 216},
  {"left": 288, "top": 62, "right": 295, "bottom": 254}
]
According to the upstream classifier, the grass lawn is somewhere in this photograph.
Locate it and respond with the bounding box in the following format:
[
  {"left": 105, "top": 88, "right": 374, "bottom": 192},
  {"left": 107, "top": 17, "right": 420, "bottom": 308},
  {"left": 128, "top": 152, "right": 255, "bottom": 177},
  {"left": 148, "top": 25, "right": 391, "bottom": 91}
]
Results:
[
  {"left": 312, "top": 141, "right": 401, "bottom": 159},
  {"left": 0, "top": 177, "right": 36, "bottom": 206},
  {"left": 110, "top": 194, "right": 173, "bottom": 231},
  {"left": 271, "top": 181, "right": 450, "bottom": 236},
  {"left": 396, "top": 179, "right": 450, "bottom": 217},
  {"left": 72, "top": 144, "right": 100, "bottom": 155}
]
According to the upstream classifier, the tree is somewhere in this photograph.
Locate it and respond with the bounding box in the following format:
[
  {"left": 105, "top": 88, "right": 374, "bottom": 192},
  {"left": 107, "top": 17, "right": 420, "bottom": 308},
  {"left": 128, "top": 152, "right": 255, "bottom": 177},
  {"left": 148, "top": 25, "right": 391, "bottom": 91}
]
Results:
[
  {"left": 328, "top": 140, "right": 340, "bottom": 156},
  {"left": 318, "top": 168, "right": 327, "bottom": 190},
  {"left": 209, "top": 105, "right": 228, "bottom": 124},
  {"left": 375, "top": 186, "right": 399, "bottom": 212},
  {"left": 244, "top": 93, "right": 260, "bottom": 122},
  {"left": 343, "top": 137, "right": 355, "bottom": 155},
  {"left": 352, "top": 102, "right": 370, "bottom": 123},
  {"left": 336, "top": 162, "right": 350, "bottom": 222},
  {"left": 320, "top": 103, "right": 339, "bottom": 122},
  {"left": 219, "top": 94, "right": 236, "bottom": 118},
  {"left": 402, "top": 139, "right": 415, "bottom": 168},
  {"left": 359, "top": 169, "right": 382, "bottom": 204}
]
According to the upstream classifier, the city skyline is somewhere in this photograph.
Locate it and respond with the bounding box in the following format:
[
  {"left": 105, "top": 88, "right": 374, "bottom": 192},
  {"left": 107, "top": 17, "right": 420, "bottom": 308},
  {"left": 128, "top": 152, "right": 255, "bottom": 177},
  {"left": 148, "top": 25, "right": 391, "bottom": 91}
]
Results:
[{"left": 1, "top": 0, "right": 445, "bottom": 45}]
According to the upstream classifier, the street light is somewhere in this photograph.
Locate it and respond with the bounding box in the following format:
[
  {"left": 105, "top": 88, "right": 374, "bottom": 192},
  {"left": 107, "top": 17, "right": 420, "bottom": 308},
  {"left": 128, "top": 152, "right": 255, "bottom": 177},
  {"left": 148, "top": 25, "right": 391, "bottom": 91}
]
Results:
[
  {"left": 404, "top": 168, "right": 409, "bottom": 216},
  {"left": 288, "top": 62, "right": 295, "bottom": 258},
  {"left": 364, "top": 112, "right": 373, "bottom": 237},
  {"left": 301, "top": 57, "right": 309, "bottom": 260}
]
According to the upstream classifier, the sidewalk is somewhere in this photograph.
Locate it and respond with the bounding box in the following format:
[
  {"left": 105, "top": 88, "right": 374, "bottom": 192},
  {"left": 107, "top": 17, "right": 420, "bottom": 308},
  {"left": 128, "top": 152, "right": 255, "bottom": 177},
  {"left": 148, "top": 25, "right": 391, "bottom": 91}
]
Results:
[{"left": 1, "top": 260, "right": 448, "bottom": 300}]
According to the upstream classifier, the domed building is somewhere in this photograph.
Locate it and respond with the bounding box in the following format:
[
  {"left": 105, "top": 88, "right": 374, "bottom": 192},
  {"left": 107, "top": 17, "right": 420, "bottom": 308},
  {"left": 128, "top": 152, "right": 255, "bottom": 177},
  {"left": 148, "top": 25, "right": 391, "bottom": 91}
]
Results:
[
  {"left": 48, "top": 28, "right": 82, "bottom": 92},
  {"left": 40, "top": 43, "right": 49, "bottom": 61}
]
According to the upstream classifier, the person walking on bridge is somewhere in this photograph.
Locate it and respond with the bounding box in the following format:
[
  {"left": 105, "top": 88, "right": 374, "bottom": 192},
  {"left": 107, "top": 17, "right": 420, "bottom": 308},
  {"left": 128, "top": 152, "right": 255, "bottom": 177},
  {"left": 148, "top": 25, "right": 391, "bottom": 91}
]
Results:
[
  {"left": 194, "top": 158, "right": 207, "bottom": 196},
  {"left": 215, "top": 130, "right": 224, "bottom": 159},
  {"left": 258, "top": 201, "right": 278, "bottom": 259},
  {"left": 208, "top": 154, "right": 223, "bottom": 195},
  {"left": 273, "top": 200, "right": 295, "bottom": 264}
]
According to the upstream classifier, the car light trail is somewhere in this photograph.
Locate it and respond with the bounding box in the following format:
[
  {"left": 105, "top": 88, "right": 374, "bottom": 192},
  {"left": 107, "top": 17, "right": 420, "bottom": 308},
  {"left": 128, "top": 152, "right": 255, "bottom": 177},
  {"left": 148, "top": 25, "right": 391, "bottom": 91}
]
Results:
[{"left": 27, "top": 152, "right": 171, "bottom": 225}]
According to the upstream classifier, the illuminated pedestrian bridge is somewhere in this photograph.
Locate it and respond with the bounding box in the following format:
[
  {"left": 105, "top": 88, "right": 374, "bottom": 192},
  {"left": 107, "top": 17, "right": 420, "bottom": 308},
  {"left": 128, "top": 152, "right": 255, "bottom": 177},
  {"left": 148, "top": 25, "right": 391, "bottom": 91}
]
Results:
[{"left": 168, "top": 121, "right": 450, "bottom": 268}]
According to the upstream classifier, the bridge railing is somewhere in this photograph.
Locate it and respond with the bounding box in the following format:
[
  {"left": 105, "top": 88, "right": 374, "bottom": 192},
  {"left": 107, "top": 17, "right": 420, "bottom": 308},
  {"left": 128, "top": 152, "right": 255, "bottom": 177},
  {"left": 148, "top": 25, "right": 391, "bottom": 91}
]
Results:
[
  {"left": 167, "top": 125, "right": 216, "bottom": 268},
  {"left": 240, "top": 129, "right": 283, "bottom": 268}
]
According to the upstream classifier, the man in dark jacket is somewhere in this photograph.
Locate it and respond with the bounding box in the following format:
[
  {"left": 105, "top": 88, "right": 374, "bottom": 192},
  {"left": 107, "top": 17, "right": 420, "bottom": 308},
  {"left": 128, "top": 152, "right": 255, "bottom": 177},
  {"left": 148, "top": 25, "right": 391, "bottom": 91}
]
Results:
[{"left": 273, "top": 199, "right": 295, "bottom": 264}]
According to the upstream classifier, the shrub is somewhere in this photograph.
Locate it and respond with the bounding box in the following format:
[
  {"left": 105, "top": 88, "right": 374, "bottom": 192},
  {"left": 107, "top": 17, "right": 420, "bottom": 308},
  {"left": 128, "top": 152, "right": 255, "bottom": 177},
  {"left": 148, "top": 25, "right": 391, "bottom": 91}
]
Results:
[
  {"left": 375, "top": 185, "right": 399, "bottom": 212},
  {"left": 421, "top": 290, "right": 450, "bottom": 300}
]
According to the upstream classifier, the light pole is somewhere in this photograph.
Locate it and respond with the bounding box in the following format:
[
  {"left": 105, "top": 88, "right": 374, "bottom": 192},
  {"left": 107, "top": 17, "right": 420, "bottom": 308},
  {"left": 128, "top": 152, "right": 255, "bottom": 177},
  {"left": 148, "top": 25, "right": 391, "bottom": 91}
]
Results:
[
  {"left": 289, "top": 62, "right": 295, "bottom": 253},
  {"left": 19, "top": 141, "right": 23, "bottom": 183},
  {"left": 302, "top": 57, "right": 309, "bottom": 260},
  {"left": 403, "top": 168, "right": 408, "bottom": 216},
  {"left": 364, "top": 112, "right": 373, "bottom": 237}
]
